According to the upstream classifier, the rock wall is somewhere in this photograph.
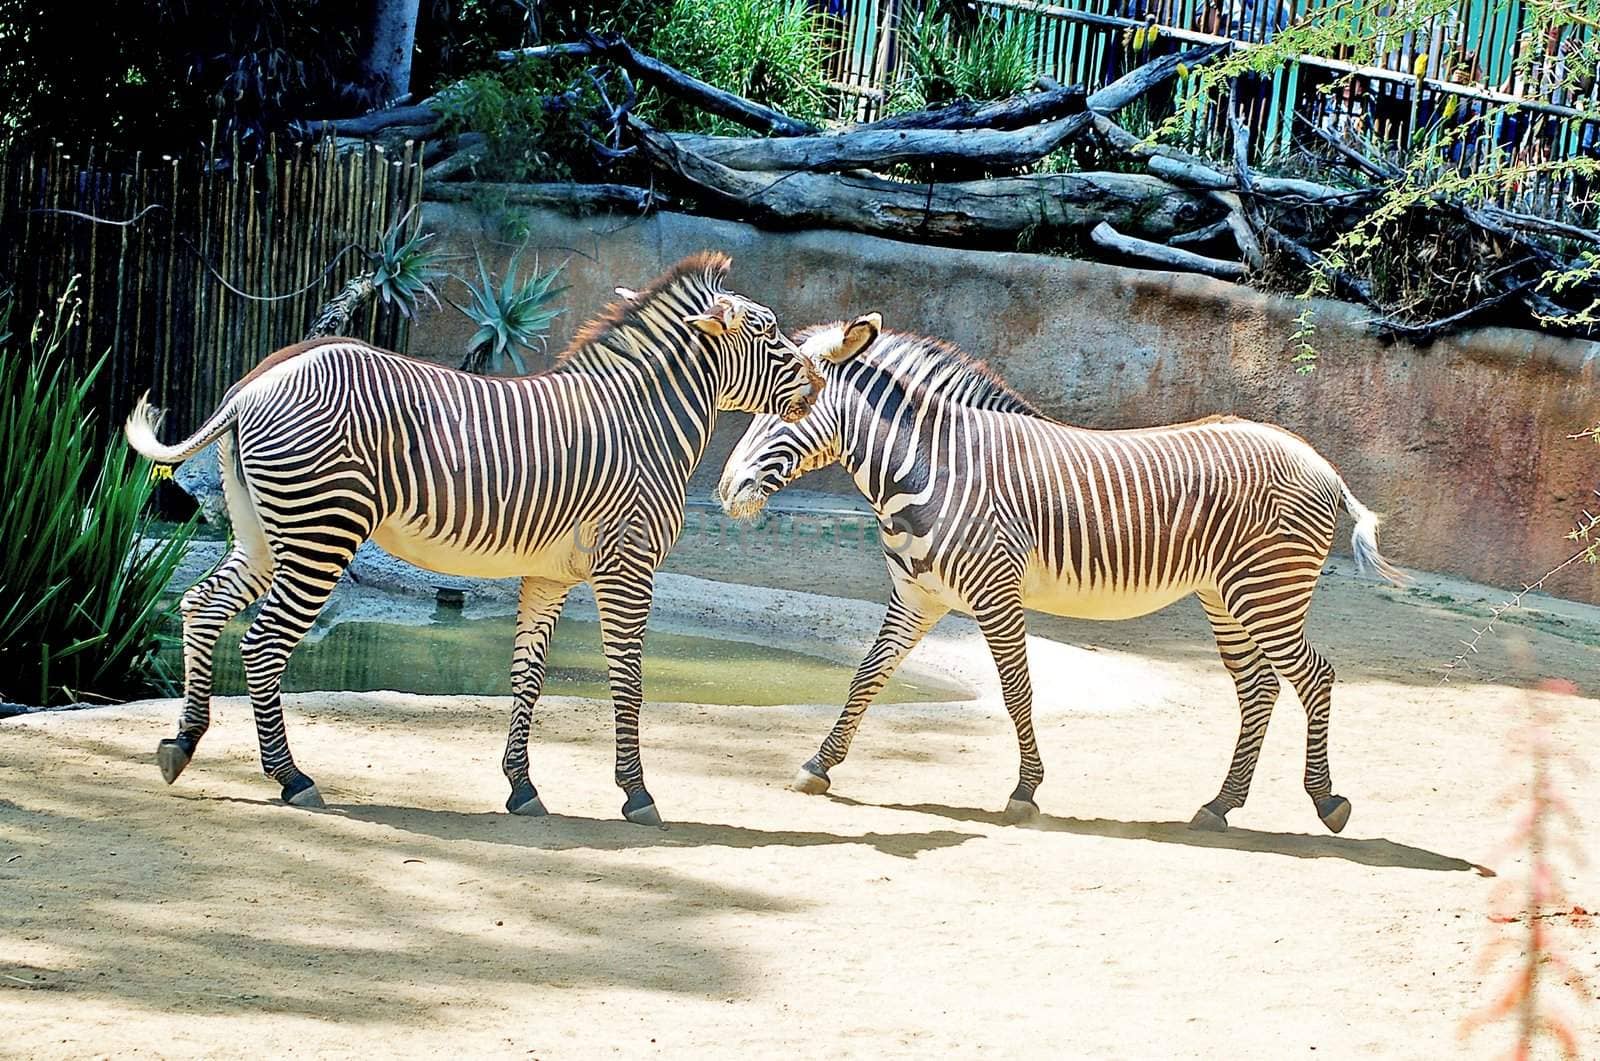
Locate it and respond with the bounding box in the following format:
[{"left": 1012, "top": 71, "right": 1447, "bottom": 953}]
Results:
[{"left": 411, "top": 202, "right": 1600, "bottom": 603}]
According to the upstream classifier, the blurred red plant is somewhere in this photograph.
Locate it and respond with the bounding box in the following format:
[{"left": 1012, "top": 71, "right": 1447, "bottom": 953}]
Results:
[{"left": 1460, "top": 678, "right": 1591, "bottom": 1059}]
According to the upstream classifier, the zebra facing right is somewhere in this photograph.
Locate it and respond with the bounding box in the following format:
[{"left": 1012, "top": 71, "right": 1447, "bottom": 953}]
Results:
[{"left": 719, "top": 319, "right": 1406, "bottom": 833}]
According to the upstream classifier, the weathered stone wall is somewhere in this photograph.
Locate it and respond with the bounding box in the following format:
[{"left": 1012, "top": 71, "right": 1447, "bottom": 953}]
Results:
[{"left": 413, "top": 202, "right": 1600, "bottom": 603}]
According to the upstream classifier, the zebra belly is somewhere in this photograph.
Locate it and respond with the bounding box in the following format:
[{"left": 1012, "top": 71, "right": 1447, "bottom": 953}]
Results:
[
  {"left": 370, "top": 522, "right": 591, "bottom": 581},
  {"left": 1020, "top": 566, "right": 1196, "bottom": 621}
]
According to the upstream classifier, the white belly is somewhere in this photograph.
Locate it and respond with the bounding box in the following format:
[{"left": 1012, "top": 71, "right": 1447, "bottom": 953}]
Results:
[
  {"left": 370, "top": 521, "right": 592, "bottom": 581},
  {"left": 1020, "top": 564, "right": 1196, "bottom": 620}
]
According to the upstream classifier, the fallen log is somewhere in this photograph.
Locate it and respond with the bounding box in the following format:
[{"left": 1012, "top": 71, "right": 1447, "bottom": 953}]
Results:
[
  {"left": 424, "top": 135, "right": 487, "bottom": 181},
  {"left": 425, "top": 180, "right": 654, "bottom": 214},
  {"left": 299, "top": 102, "right": 444, "bottom": 139},
  {"left": 499, "top": 33, "right": 818, "bottom": 136},
  {"left": 630, "top": 117, "right": 1213, "bottom": 242},
  {"left": 858, "top": 84, "right": 1087, "bottom": 132},
  {"left": 668, "top": 112, "right": 1092, "bottom": 173},
  {"left": 1087, "top": 43, "right": 1228, "bottom": 115},
  {"left": 1090, "top": 221, "right": 1246, "bottom": 279},
  {"left": 1167, "top": 218, "right": 1237, "bottom": 249},
  {"left": 1145, "top": 154, "right": 1364, "bottom": 204}
]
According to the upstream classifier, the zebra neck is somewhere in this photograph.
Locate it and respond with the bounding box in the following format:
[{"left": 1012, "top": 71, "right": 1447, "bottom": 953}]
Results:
[
  {"left": 554, "top": 341, "right": 721, "bottom": 474},
  {"left": 834, "top": 381, "right": 939, "bottom": 516}
]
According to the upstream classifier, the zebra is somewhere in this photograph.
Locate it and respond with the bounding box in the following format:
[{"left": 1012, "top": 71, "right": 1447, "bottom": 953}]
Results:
[
  {"left": 125, "top": 252, "right": 824, "bottom": 825},
  {"left": 717, "top": 319, "right": 1404, "bottom": 833}
]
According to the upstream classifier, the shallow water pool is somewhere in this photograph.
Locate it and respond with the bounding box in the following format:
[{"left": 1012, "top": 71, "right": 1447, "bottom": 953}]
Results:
[{"left": 179, "top": 614, "right": 970, "bottom": 707}]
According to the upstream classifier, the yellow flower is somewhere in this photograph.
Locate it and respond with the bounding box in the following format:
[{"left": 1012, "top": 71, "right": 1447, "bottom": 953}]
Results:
[
  {"left": 1413, "top": 53, "right": 1429, "bottom": 79},
  {"left": 1441, "top": 94, "right": 1459, "bottom": 121},
  {"left": 150, "top": 464, "right": 174, "bottom": 481}
]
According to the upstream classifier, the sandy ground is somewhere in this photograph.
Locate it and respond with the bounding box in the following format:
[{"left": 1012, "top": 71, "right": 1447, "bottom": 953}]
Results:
[{"left": 3, "top": 523, "right": 1599, "bottom": 1058}]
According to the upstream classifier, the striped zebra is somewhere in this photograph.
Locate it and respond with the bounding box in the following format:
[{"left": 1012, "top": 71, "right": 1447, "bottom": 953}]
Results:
[
  {"left": 718, "top": 319, "right": 1404, "bottom": 833},
  {"left": 126, "top": 252, "right": 822, "bottom": 825}
]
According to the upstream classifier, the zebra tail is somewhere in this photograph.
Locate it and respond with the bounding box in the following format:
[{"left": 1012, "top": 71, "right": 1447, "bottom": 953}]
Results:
[
  {"left": 1339, "top": 481, "right": 1409, "bottom": 586},
  {"left": 124, "top": 391, "right": 239, "bottom": 466}
]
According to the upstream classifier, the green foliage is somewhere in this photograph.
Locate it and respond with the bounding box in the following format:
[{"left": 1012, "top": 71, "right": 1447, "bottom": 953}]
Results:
[
  {"left": 0, "top": 284, "right": 194, "bottom": 707},
  {"left": 644, "top": 0, "right": 833, "bottom": 134},
  {"left": 886, "top": 6, "right": 1036, "bottom": 113},
  {"left": 436, "top": 57, "right": 609, "bottom": 182},
  {"left": 0, "top": 0, "right": 375, "bottom": 153},
  {"left": 370, "top": 208, "right": 447, "bottom": 321},
  {"left": 453, "top": 249, "right": 567, "bottom": 374}
]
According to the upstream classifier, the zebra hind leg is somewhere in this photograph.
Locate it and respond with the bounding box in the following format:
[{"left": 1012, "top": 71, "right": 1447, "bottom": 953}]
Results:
[
  {"left": 1225, "top": 591, "right": 1350, "bottom": 834},
  {"left": 239, "top": 562, "right": 352, "bottom": 809},
  {"left": 798, "top": 591, "right": 945, "bottom": 796},
  {"left": 1189, "top": 592, "right": 1281, "bottom": 832},
  {"left": 158, "top": 548, "right": 271, "bottom": 785},
  {"left": 503, "top": 577, "right": 569, "bottom": 816}
]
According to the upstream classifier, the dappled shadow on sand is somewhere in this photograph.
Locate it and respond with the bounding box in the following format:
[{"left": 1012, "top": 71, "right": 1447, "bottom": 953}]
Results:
[
  {"left": 328, "top": 801, "right": 981, "bottom": 859},
  {"left": 828, "top": 797, "right": 1492, "bottom": 874}
]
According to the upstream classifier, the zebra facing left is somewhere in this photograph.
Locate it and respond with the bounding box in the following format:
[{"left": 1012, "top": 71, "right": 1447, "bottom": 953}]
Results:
[
  {"left": 719, "top": 318, "right": 1406, "bottom": 834},
  {"left": 127, "top": 252, "right": 824, "bottom": 825}
]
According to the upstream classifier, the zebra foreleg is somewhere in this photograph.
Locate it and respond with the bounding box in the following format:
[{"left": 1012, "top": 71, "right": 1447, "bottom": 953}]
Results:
[
  {"left": 591, "top": 567, "right": 662, "bottom": 826},
  {"left": 158, "top": 548, "right": 271, "bottom": 785},
  {"left": 502, "top": 577, "right": 570, "bottom": 816},
  {"left": 239, "top": 562, "right": 348, "bottom": 808},
  {"left": 1190, "top": 593, "right": 1281, "bottom": 832},
  {"left": 973, "top": 590, "right": 1043, "bottom": 824},
  {"left": 797, "top": 591, "right": 946, "bottom": 794}
]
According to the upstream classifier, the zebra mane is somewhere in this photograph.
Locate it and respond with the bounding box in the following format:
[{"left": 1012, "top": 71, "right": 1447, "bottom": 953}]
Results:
[
  {"left": 850, "top": 329, "right": 1044, "bottom": 419},
  {"left": 557, "top": 250, "right": 731, "bottom": 366}
]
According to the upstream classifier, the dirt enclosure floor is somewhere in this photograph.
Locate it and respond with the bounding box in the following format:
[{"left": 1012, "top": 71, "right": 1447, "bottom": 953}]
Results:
[{"left": 4, "top": 529, "right": 1600, "bottom": 1058}]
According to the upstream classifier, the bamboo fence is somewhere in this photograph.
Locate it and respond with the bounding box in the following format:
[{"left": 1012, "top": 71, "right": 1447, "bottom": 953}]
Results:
[{"left": 0, "top": 134, "right": 424, "bottom": 437}]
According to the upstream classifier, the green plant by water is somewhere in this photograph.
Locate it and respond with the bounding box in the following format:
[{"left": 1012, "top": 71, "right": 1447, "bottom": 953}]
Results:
[{"left": 0, "top": 283, "right": 194, "bottom": 706}]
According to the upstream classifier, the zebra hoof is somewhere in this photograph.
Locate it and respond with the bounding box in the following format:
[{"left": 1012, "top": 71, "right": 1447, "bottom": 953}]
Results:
[
  {"left": 1189, "top": 805, "right": 1229, "bottom": 832},
  {"left": 506, "top": 781, "right": 547, "bottom": 817},
  {"left": 792, "top": 763, "right": 831, "bottom": 795},
  {"left": 622, "top": 790, "right": 664, "bottom": 828},
  {"left": 155, "top": 739, "right": 192, "bottom": 785},
  {"left": 281, "top": 776, "right": 325, "bottom": 809},
  {"left": 1002, "top": 798, "right": 1039, "bottom": 825},
  {"left": 1316, "top": 795, "right": 1352, "bottom": 834}
]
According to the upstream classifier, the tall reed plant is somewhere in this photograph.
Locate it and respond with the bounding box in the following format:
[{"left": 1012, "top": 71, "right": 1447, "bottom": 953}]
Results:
[{"left": 0, "top": 284, "right": 194, "bottom": 706}]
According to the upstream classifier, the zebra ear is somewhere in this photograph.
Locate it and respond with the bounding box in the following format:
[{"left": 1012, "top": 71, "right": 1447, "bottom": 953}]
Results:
[
  {"left": 826, "top": 312, "right": 881, "bottom": 363},
  {"left": 685, "top": 296, "right": 740, "bottom": 337}
]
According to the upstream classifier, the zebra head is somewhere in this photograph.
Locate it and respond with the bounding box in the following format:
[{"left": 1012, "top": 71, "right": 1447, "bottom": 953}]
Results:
[
  {"left": 717, "top": 313, "right": 881, "bottom": 520},
  {"left": 683, "top": 289, "right": 822, "bottom": 425}
]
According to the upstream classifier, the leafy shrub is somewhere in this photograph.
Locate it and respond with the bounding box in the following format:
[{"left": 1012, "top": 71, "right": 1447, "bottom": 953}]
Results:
[
  {"left": 887, "top": 6, "right": 1036, "bottom": 113},
  {"left": 0, "top": 285, "right": 194, "bottom": 707},
  {"left": 644, "top": 0, "right": 833, "bottom": 134},
  {"left": 436, "top": 56, "right": 609, "bottom": 182}
]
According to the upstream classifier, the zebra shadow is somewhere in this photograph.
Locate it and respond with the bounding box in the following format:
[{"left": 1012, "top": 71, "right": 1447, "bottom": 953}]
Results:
[
  {"left": 826, "top": 797, "right": 1491, "bottom": 874},
  {"left": 327, "top": 800, "right": 983, "bottom": 860}
]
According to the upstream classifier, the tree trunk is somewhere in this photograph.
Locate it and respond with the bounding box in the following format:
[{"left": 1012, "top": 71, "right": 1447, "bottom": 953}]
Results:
[
  {"left": 631, "top": 118, "right": 1213, "bottom": 243},
  {"left": 363, "top": 0, "right": 421, "bottom": 104}
]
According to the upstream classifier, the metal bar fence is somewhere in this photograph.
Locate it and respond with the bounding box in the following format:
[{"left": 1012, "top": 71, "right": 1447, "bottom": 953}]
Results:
[
  {"left": 818, "top": 0, "right": 1600, "bottom": 222},
  {"left": 0, "top": 137, "right": 424, "bottom": 439}
]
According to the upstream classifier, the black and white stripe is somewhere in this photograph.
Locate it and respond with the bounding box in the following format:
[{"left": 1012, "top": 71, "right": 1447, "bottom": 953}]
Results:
[
  {"left": 719, "top": 322, "right": 1403, "bottom": 833},
  {"left": 127, "top": 252, "right": 822, "bottom": 824}
]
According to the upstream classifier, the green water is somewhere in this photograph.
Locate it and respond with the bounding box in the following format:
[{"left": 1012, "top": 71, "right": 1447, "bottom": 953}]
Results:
[{"left": 175, "top": 614, "right": 969, "bottom": 707}]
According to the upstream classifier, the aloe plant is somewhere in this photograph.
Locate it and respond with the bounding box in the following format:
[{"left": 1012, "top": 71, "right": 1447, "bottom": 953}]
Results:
[
  {"left": 453, "top": 248, "right": 566, "bottom": 375},
  {"left": 0, "top": 283, "right": 195, "bottom": 706},
  {"left": 307, "top": 207, "right": 446, "bottom": 338}
]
